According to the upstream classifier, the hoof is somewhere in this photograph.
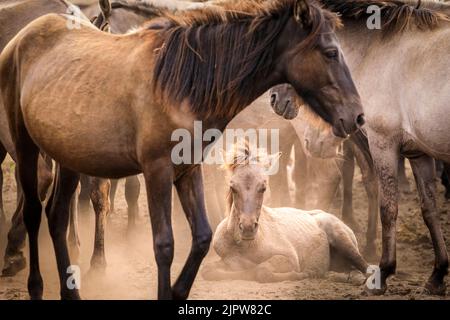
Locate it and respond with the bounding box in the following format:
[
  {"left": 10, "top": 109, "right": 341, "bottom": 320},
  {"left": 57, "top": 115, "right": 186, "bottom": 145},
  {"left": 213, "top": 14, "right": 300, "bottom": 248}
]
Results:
[
  {"left": 1, "top": 253, "right": 27, "bottom": 277},
  {"left": 424, "top": 280, "right": 446, "bottom": 296}
]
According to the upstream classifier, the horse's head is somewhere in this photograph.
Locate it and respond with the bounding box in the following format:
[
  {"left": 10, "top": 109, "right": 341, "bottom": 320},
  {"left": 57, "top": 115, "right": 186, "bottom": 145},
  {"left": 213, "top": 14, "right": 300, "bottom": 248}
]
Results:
[
  {"left": 270, "top": 83, "right": 342, "bottom": 158},
  {"left": 276, "top": 0, "right": 364, "bottom": 137},
  {"left": 223, "top": 143, "right": 280, "bottom": 242}
]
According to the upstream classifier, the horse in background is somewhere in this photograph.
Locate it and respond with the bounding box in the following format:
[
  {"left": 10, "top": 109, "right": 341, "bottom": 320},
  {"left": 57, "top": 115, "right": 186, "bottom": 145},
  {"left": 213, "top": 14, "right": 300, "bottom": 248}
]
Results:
[
  {"left": 269, "top": 83, "right": 379, "bottom": 260},
  {"left": 0, "top": 0, "right": 363, "bottom": 299}
]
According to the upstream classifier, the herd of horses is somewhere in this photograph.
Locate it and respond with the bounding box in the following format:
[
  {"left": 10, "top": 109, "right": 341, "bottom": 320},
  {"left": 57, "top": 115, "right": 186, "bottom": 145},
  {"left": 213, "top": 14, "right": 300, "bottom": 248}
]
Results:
[{"left": 0, "top": 0, "right": 448, "bottom": 300}]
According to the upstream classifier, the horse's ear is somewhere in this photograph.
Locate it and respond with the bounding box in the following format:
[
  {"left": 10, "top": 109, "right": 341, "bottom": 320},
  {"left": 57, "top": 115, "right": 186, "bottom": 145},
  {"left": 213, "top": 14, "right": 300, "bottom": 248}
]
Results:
[{"left": 294, "top": 0, "right": 312, "bottom": 29}]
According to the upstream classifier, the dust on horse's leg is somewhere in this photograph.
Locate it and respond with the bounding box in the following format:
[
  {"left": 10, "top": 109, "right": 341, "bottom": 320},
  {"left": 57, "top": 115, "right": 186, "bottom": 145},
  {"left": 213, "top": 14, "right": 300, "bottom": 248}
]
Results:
[
  {"left": 410, "top": 155, "right": 448, "bottom": 295},
  {"left": 173, "top": 165, "right": 212, "bottom": 300},
  {"left": 293, "top": 139, "right": 307, "bottom": 208},
  {"left": 341, "top": 140, "right": 359, "bottom": 231},
  {"left": 68, "top": 188, "right": 81, "bottom": 264},
  {"left": 109, "top": 179, "right": 119, "bottom": 213},
  {"left": 144, "top": 160, "right": 174, "bottom": 300},
  {"left": 125, "top": 175, "right": 140, "bottom": 233},
  {"left": 2, "top": 189, "right": 26, "bottom": 277},
  {"left": 45, "top": 166, "right": 81, "bottom": 300},
  {"left": 353, "top": 145, "right": 379, "bottom": 262},
  {"left": 78, "top": 174, "right": 91, "bottom": 214},
  {"left": 368, "top": 138, "right": 399, "bottom": 295},
  {"left": 15, "top": 129, "right": 43, "bottom": 299},
  {"left": 89, "top": 177, "right": 110, "bottom": 271}
]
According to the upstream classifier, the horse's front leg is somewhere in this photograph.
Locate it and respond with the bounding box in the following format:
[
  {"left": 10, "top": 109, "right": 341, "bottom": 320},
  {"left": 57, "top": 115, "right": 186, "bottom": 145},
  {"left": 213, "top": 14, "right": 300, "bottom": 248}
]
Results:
[
  {"left": 341, "top": 140, "right": 359, "bottom": 231},
  {"left": 367, "top": 137, "right": 399, "bottom": 295},
  {"left": 143, "top": 159, "right": 174, "bottom": 300},
  {"left": 125, "top": 175, "right": 140, "bottom": 234},
  {"left": 353, "top": 144, "right": 379, "bottom": 262},
  {"left": 173, "top": 165, "right": 212, "bottom": 300},
  {"left": 410, "top": 155, "right": 448, "bottom": 295}
]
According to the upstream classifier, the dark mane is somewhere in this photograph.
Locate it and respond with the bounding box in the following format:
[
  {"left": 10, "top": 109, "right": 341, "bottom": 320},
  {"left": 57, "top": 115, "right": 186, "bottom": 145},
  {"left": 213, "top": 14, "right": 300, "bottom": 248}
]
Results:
[
  {"left": 152, "top": 0, "right": 339, "bottom": 119},
  {"left": 321, "top": 0, "right": 449, "bottom": 35}
]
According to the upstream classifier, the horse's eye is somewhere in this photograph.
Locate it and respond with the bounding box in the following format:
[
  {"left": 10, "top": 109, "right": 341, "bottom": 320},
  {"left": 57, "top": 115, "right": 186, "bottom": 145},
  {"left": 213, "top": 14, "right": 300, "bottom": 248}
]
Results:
[
  {"left": 324, "top": 49, "right": 338, "bottom": 59},
  {"left": 230, "top": 186, "right": 237, "bottom": 194},
  {"left": 258, "top": 186, "right": 267, "bottom": 193}
]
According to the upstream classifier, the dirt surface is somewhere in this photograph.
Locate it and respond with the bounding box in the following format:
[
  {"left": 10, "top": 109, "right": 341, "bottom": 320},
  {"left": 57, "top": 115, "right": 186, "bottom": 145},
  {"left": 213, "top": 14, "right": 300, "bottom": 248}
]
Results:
[{"left": 0, "top": 155, "right": 449, "bottom": 300}]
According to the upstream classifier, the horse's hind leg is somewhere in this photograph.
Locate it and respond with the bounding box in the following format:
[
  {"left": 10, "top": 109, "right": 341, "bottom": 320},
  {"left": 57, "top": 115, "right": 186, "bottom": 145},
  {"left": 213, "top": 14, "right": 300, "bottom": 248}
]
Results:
[
  {"left": 45, "top": 165, "right": 81, "bottom": 299},
  {"left": 315, "top": 213, "right": 368, "bottom": 274},
  {"left": 410, "top": 155, "right": 448, "bottom": 295},
  {"left": 0, "top": 143, "right": 6, "bottom": 228},
  {"left": 89, "top": 177, "right": 110, "bottom": 271},
  {"left": 68, "top": 188, "right": 81, "bottom": 264},
  {"left": 78, "top": 174, "right": 91, "bottom": 214},
  {"left": 14, "top": 129, "right": 43, "bottom": 299},
  {"left": 441, "top": 163, "right": 450, "bottom": 200},
  {"left": 173, "top": 165, "right": 212, "bottom": 300},
  {"left": 2, "top": 185, "right": 26, "bottom": 277},
  {"left": 125, "top": 175, "right": 140, "bottom": 233},
  {"left": 109, "top": 179, "right": 118, "bottom": 213}
]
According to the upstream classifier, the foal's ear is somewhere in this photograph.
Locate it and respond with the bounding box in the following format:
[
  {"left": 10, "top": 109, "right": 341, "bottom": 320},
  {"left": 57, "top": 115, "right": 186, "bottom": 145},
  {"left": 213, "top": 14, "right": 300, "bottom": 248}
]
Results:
[{"left": 294, "top": 0, "right": 312, "bottom": 29}]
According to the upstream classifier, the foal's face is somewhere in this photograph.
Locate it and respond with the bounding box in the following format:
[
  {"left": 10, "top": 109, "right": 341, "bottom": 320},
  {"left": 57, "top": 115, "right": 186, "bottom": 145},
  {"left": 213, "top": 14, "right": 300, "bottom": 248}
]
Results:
[
  {"left": 279, "top": 17, "right": 365, "bottom": 138},
  {"left": 230, "top": 165, "right": 267, "bottom": 241}
]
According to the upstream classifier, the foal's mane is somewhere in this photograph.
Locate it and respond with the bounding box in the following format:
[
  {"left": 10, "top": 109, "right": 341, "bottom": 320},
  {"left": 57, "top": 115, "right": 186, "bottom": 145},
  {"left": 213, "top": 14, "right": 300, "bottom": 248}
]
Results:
[
  {"left": 152, "top": 0, "right": 339, "bottom": 119},
  {"left": 223, "top": 142, "right": 270, "bottom": 215},
  {"left": 321, "top": 0, "right": 449, "bottom": 35}
]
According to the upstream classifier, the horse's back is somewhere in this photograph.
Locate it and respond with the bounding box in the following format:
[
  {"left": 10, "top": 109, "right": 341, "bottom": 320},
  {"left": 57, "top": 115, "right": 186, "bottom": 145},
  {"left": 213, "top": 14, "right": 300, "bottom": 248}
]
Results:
[{"left": 263, "top": 207, "right": 330, "bottom": 273}]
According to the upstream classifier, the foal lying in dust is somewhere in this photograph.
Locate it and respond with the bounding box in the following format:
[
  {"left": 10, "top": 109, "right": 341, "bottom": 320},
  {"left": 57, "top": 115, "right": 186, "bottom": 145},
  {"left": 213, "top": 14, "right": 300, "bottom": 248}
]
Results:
[{"left": 202, "top": 144, "right": 368, "bottom": 283}]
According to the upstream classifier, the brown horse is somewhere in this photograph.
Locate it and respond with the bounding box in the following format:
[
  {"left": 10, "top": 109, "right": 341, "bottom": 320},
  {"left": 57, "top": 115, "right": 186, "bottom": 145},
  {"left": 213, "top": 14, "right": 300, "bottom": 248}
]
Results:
[
  {"left": 0, "top": 0, "right": 364, "bottom": 299},
  {"left": 0, "top": 0, "right": 148, "bottom": 276}
]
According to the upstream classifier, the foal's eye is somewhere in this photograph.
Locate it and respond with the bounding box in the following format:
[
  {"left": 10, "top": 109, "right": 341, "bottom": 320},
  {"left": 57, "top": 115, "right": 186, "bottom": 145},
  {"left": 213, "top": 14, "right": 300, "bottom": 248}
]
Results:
[{"left": 324, "top": 49, "right": 338, "bottom": 59}]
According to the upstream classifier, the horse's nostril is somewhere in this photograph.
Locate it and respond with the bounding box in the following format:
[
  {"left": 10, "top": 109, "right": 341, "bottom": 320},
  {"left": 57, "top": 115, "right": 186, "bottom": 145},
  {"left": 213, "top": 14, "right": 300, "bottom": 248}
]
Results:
[
  {"left": 239, "top": 223, "right": 243, "bottom": 231},
  {"left": 356, "top": 114, "right": 365, "bottom": 127},
  {"left": 253, "top": 222, "right": 258, "bottom": 229},
  {"left": 270, "top": 93, "right": 277, "bottom": 106}
]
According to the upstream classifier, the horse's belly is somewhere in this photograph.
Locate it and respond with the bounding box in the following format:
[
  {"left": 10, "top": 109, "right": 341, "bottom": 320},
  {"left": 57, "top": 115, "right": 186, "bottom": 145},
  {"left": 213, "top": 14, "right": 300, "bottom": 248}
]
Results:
[{"left": 22, "top": 102, "right": 140, "bottom": 178}]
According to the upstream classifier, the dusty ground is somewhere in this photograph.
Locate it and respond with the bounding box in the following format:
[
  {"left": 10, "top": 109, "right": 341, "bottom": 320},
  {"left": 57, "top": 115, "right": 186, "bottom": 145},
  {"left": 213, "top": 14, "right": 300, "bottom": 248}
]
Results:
[{"left": 0, "top": 155, "right": 449, "bottom": 300}]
